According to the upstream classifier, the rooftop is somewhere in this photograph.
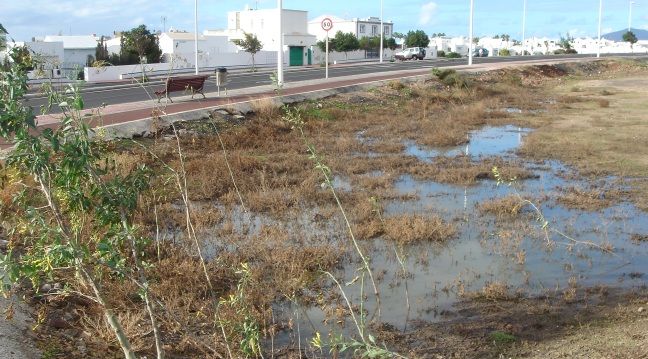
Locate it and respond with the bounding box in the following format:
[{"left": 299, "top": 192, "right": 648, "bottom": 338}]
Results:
[{"left": 43, "top": 35, "right": 97, "bottom": 49}]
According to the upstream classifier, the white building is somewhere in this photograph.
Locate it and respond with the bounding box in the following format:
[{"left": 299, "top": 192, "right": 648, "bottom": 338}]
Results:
[
  {"left": 209, "top": 6, "right": 317, "bottom": 66},
  {"left": 42, "top": 35, "right": 98, "bottom": 68},
  {"left": 157, "top": 31, "right": 240, "bottom": 67},
  {"left": 308, "top": 15, "right": 394, "bottom": 41},
  {"left": 6, "top": 40, "right": 65, "bottom": 78},
  {"left": 431, "top": 36, "right": 470, "bottom": 56}
]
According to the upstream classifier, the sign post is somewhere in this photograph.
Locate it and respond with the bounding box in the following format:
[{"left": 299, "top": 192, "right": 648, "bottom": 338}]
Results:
[{"left": 321, "top": 17, "right": 333, "bottom": 79}]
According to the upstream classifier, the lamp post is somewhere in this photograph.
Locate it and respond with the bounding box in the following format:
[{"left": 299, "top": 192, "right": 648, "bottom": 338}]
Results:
[
  {"left": 628, "top": 1, "right": 635, "bottom": 31},
  {"left": 597, "top": 0, "right": 603, "bottom": 58},
  {"left": 277, "top": 0, "right": 284, "bottom": 86},
  {"left": 379, "top": 0, "right": 384, "bottom": 63},
  {"left": 468, "top": 0, "right": 474, "bottom": 66},
  {"left": 194, "top": 0, "right": 199, "bottom": 74},
  {"left": 522, "top": 0, "right": 527, "bottom": 55}
]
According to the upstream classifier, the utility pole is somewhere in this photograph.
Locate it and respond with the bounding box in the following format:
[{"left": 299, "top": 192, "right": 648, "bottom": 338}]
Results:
[
  {"left": 522, "top": 0, "right": 527, "bottom": 55},
  {"left": 277, "top": 0, "right": 284, "bottom": 86},
  {"left": 468, "top": 0, "right": 474, "bottom": 66},
  {"left": 628, "top": 1, "right": 635, "bottom": 31},
  {"left": 194, "top": 0, "right": 199, "bottom": 74},
  {"left": 597, "top": 0, "right": 603, "bottom": 58},
  {"left": 379, "top": 0, "right": 384, "bottom": 63}
]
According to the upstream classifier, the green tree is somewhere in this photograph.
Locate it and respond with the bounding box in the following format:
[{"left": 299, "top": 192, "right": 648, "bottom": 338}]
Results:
[
  {"left": 121, "top": 25, "right": 162, "bottom": 64},
  {"left": 332, "top": 31, "right": 360, "bottom": 60},
  {"left": 0, "top": 46, "right": 162, "bottom": 359},
  {"left": 555, "top": 33, "right": 577, "bottom": 54},
  {"left": 623, "top": 31, "right": 638, "bottom": 49},
  {"left": 385, "top": 37, "right": 397, "bottom": 50},
  {"left": 232, "top": 32, "right": 263, "bottom": 71},
  {"left": 404, "top": 30, "right": 430, "bottom": 48},
  {"left": 316, "top": 36, "right": 337, "bottom": 56},
  {"left": 95, "top": 35, "right": 109, "bottom": 62}
]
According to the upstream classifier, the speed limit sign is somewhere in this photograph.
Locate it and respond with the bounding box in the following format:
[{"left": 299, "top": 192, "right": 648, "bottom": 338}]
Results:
[{"left": 321, "top": 18, "right": 333, "bottom": 32}]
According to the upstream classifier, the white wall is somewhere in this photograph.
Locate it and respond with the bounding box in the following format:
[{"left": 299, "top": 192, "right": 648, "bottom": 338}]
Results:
[
  {"left": 311, "top": 48, "right": 397, "bottom": 64},
  {"left": 308, "top": 17, "right": 394, "bottom": 42},
  {"left": 63, "top": 48, "right": 95, "bottom": 68},
  {"left": 308, "top": 18, "right": 357, "bottom": 41},
  {"left": 84, "top": 50, "right": 280, "bottom": 82},
  {"left": 10, "top": 41, "right": 64, "bottom": 68},
  {"left": 228, "top": 8, "right": 316, "bottom": 51},
  {"left": 84, "top": 63, "right": 172, "bottom": 82}
]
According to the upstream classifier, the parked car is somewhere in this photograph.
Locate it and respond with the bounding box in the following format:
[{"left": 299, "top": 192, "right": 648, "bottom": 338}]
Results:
[
  {"left": 395, "top": 47, "right": 426, "bottom": 60},
  {"left": 472, "top": 48, "right": 489, "bottom": 57}
]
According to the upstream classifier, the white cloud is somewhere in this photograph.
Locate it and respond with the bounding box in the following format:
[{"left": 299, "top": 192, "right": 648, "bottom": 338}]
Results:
[{"left": 419, "top": 2, "right": 438, "bottom": 26}]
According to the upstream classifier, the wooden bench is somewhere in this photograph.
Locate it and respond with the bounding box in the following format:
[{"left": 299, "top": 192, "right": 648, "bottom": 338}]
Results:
[{"left": 155, "top": 75, "right": 209, "bottom": 103}]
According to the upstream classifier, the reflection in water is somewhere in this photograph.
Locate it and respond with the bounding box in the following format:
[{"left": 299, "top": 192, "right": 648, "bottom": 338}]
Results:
[
  {"left": 183, "top": 126, "right": 648, "bottom": 348},
  {"left": 280, "top": 125, "right": 648, "bottom": 344}
]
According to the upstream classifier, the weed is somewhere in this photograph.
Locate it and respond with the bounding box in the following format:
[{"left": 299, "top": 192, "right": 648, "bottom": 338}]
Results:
[
  {"left": 384, "top": 215, "right": 456, "bottom": 244},
  {"left": 477, "top": 195, "right": 526, "bottom": 218},
  {"left": 597, "top": 98, "right": 610, "bottom": 108},
  {"left": 474, "top": 281, "right": 514, "bottom": 301},
  {"left": 489, "top": 330, "right": 516, "bottom": 345}
]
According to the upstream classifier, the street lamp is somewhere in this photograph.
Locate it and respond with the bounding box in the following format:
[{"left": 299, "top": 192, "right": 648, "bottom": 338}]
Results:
[
  {"left": 379, "top": 0, "right": 384, "bottom": 63},
  {"left": 628, "top": 1, "right": 635, "bottom": 31},
  {"left": 468, "top": 0, "right": 474, "bottom": 66},
  {"left": 194, "top": 0, "right": 199, "bottom": 75},
  {"left": 597, "top": 0, "right": 603, "bottom": 58},
  {"left": 277, "top": 0, "right": 284, "bottom": 86},
  {"left": 522, "top": 0, "right": 527, "bottom": 56}
]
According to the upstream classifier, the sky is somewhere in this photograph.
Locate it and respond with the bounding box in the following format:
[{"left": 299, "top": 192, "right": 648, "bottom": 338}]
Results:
[{"left": 1, "top": 0, "right": 647, "bottom": 42}]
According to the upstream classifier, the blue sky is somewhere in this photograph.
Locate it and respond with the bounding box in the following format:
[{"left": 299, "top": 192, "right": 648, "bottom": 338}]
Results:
[{"left": 1, "top": 0, "right": 647, "bottom": 41}]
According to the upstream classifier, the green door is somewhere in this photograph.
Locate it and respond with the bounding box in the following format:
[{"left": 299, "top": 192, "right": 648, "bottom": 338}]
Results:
[
  {"left": 307, "top": 48, "right": 312, "bottom": 65},
  {"left": 289, "top": 46, "right": 304, "bottom": 66}
]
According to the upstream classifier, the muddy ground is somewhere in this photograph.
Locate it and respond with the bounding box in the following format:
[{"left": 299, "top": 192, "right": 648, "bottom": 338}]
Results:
[{"left": 2, "top": 58, "right": 648, "bottom": 358}]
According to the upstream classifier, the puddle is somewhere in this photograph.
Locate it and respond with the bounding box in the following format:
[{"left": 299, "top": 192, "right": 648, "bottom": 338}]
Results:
[
  {"left": 272, "top": 125, "right": 648, "bottom": 344},
  {"left": 176, "top": 125, "right": 648, "bottom": 348},
  {"left": 505, "top": 107, "right": 523, "bottom": 113},
  {"left": 405, "top": 125, "right": 530, "bottom": 161}
]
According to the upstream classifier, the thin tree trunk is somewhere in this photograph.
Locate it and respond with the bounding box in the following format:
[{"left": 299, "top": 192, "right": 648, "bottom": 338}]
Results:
[{"left": 79, "top": 265, "right": 137, "bottom": 359}]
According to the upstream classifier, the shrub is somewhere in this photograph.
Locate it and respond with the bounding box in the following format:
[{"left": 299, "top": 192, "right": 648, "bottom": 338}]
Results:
[
  {"left": 445, "top": 51, "right": 462, "bottom": 58},
  {"left": 498, "top": 48, "right": 511, "bottom": 56},
  {"left": 437, "top": 50, "right": 446, "bottom": 58}
]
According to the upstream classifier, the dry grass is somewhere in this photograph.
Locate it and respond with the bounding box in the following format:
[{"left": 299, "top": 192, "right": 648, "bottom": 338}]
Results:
[
  {"left": 556, "top": 186, "right": 619, "bottom": 211},
  {"left": 469, "top": 281, "right": 517, "bottom": 301},
  {"left": 21, "top": 59, "right": 648, "bottom": 358},
  {"left": 477, "top": 195, "right": 526, "bottom": 218},
  {"left": 384, "top": 215, "right": 456, "bottom": 244}
]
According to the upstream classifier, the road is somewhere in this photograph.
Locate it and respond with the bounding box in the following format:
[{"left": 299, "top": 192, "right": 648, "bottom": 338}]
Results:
[{"left": 24, "top": 53, "right": 640, "bottom": 114}]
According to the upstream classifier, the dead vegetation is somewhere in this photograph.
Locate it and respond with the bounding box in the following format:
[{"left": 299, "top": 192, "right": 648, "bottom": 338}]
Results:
[
  {"left": 477, "top": 195, "right": 526, "bottom": 218},
  {"left": 555, "top": 186, "right": 621, "bottom": 211},
  {"left": 384, "top": 215, "right": 456, "bottom": 244},
  {"left": 9, "top": 59, "right": 648, "bottom": 358}
]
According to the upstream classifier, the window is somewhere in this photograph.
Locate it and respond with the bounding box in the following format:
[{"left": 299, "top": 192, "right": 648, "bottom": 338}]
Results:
[
  {"left": 384, "top": 27, "right": 390, "bottom": 36},
  {"left": 359, "top": 24, "right": 365, "bottom": 33},
  {"left": 372, "top": 25, "right": 378, "bottom": 35}
]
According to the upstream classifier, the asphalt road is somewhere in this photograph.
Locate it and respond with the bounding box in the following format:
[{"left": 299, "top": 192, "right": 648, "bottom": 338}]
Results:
[{"left": 24, "top": 53, "right": 641, "bottom": 114}]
